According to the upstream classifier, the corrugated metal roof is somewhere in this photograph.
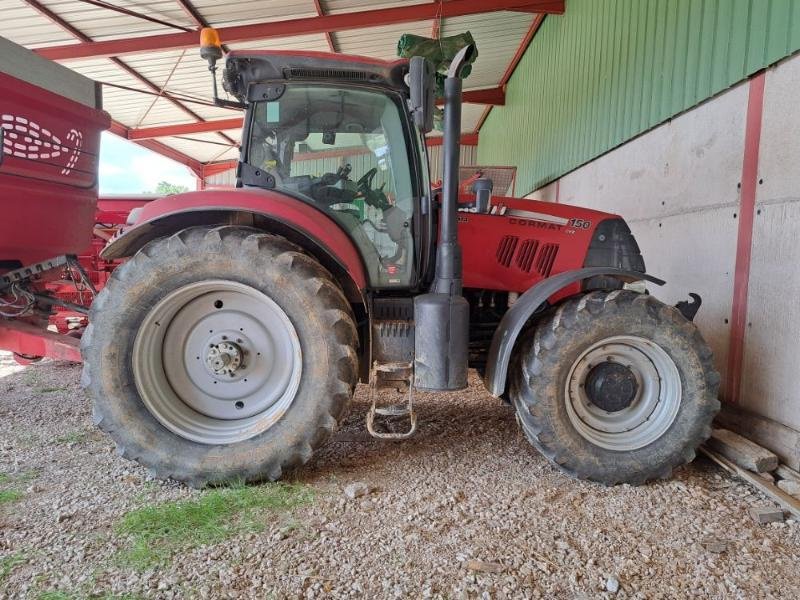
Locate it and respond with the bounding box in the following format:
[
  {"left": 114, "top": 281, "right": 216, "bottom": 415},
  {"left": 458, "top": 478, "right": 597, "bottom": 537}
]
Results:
[{"left": 0, "top": 0, "right": 545, "bottom": 168}]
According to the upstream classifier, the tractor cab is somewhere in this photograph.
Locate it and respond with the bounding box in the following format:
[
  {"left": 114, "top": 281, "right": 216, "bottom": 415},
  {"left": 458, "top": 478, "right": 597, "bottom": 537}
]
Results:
[{"left": 220, "top": 51, "right": 431, "bottom": 289}]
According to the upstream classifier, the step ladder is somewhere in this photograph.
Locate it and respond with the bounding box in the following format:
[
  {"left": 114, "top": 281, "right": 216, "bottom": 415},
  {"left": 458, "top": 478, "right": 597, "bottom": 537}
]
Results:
[{"left": 366, "top": 361, "right": 416, "bottom": 440}]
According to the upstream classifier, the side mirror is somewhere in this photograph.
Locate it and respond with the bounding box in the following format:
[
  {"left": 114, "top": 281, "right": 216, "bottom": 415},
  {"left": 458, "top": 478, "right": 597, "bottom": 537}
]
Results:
[{"left": 408, "top": 56, "right": 435, "bottom": 133}]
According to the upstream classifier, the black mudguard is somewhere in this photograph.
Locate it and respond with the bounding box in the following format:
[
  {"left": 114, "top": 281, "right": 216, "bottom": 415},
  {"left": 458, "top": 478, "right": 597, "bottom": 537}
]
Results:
[{"left": 482, "top": 267, "right": 665, "bottom": 397}]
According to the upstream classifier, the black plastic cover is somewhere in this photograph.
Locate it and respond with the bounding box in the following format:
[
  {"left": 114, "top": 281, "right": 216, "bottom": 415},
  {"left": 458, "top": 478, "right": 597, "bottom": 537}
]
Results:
[{"left": 582, "top": 218, "right": 645, "bottom": 290}]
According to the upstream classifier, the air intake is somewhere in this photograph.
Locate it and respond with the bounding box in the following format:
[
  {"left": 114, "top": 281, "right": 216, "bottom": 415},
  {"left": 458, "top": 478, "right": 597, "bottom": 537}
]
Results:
[
  {"left": 496, "top": 235, "right": 519, "bottom": 267},
  {"left": 515, "top": 239, "right": 540, "bottom": 272},
  {"left": 285, "top": 68, "right": 372, "bottom": 81},
  {"left": 535, "top": 243, "right": 559, "bottom": 277}
]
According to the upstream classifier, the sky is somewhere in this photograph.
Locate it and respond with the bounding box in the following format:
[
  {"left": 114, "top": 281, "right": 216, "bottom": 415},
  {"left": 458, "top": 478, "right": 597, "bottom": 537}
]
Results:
[{"left": 98, "top": 132, "right": 198, "bottom": 194}]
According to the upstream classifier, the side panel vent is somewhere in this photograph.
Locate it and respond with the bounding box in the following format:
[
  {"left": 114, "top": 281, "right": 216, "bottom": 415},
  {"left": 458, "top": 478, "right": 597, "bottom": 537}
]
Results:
[
  {"left": 516, "top": 239, "right": 540, "bottom": 272},
  {"left": 535, "top": 243, "right": 559, "bottom": 277},
  {"left": 496, "top": 235, "right": 519, "bottom": 267}
]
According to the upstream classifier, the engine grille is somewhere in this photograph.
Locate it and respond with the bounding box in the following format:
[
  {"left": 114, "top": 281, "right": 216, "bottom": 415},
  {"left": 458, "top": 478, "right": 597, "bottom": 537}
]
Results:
[
  {"left": 495, "top": 236, "right": 559, "bottom": 277},
  {"left": 515, "top": 239, "right": 540, "bottom": 272},
  {"left": 496, "top": 236, "right": 519, "bottom": 267},
  {"left": 535, "top": 243, "right": 559, "bottom": 277}
]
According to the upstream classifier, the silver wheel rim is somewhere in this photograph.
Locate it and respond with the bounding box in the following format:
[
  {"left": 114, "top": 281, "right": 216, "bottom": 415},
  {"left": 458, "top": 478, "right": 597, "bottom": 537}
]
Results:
[
  {"left": 565, "top": 335, "right": 681, "bottom": 451},
  {"left": 132, "top": 280, "right": 302, "bottom": 445}
]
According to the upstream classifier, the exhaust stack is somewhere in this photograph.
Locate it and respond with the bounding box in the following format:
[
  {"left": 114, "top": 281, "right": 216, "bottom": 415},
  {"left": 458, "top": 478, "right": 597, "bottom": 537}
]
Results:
[{"left": 413, "top": 44, "right": 476, "bottom": 392}]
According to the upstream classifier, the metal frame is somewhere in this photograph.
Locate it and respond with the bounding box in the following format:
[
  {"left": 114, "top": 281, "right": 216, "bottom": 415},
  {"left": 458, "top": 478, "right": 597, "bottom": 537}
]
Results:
[
  {"left": 0, "top": 319, "right": 81, "bottom": 363},
  {"left": 726, "top": 71, "right": 766, "bottom": 405},
  {"left": 34, "top": 1, "right": 565, "bottom": 61},
  {"left": 23, "top": 0, "right": 236, "bottom": 156},
  {"left": 476, "top": 13, "right": 547, "bottom": 133},
  {"left": 21, "top": 0, "right": 556, "bottom": 182}
]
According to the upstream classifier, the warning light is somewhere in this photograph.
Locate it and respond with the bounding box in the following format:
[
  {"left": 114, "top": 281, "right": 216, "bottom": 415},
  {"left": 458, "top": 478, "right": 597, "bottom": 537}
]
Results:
[{"left": 200, "top": 28, "right": 223, "bottom": 64}]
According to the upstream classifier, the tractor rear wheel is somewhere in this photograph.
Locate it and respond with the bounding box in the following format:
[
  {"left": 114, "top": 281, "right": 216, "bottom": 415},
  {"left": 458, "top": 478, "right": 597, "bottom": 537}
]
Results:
[
  {"left": 81, "top": 226, "right": 358, "bottom": 487},
  {"left": 510, "top": 290, "right": 720, "bottom": 485}
]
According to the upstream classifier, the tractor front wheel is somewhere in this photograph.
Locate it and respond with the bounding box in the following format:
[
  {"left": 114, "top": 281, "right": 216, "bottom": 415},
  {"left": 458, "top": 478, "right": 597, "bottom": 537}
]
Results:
[
  {"left": 81, "top": 226, "right": 358, "bottom": 487},
  {"left": 510, "top": 290, "right": 720, "bottom": 485}
]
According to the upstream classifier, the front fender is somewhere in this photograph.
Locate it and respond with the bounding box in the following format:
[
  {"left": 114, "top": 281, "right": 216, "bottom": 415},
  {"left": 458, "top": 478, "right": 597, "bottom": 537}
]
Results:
[
  {"left": 101, "top": 189, "right": 368, "bottom": 292},
  {"left": 483, "top": 267, "right": 665, "bottom": 397}
]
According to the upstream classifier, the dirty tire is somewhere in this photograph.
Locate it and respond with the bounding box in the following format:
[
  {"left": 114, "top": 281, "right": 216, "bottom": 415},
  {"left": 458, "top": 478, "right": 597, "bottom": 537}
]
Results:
[
  {"left": 510, "top": 290, "right": 720, "bottom": 485},
  {"left": 81, "top": 226, "right": 358, "bottom": 487}
]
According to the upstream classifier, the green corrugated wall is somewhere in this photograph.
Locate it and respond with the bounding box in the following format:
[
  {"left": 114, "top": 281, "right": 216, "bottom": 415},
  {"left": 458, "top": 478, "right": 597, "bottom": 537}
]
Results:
[{"left": 478, "top": 0, "right": 800, "bottom": 195}]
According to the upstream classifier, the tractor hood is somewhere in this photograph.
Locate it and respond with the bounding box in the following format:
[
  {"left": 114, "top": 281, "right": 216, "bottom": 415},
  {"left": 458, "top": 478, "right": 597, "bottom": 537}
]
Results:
[{"left": 222, "top": 51, "right": 409, "bottom": 102}]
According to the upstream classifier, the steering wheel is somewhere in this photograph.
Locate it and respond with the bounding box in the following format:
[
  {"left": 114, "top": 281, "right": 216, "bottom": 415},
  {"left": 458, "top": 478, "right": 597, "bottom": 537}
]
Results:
[
  {"left": 356, "top": 167, "right": 390, "bottom": 210},
  {"left": 357, "top": 167, "right": 377, "bottom": 191}
]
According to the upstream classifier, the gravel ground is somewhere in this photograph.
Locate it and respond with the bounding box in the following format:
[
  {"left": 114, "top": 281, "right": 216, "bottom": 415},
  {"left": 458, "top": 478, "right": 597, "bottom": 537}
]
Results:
[{"left": 1, "top": 350, "right": 799, "bottom": 599}]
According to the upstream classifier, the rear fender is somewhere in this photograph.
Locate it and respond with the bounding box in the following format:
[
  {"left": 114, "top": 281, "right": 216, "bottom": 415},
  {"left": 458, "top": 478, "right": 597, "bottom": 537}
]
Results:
[
  {"left": 100, "top": 189, "right": 368, "bottom": 302},
  {"left": 483, "top": 267, "right": 665, "bottom": 397}
]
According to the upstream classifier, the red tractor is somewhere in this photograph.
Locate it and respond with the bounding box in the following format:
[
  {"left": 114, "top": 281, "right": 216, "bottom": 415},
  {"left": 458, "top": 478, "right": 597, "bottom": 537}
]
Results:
[{"left": 81, "top": 32, "right": 719, "bottom": 487}]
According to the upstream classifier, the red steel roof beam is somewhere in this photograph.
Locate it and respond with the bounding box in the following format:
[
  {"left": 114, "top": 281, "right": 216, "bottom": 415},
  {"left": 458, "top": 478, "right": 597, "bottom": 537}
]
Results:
[
  {"left": 109, "top": 120, "right": 204, "bottom": 177},
  {"left": 312, "top": 0, "right": 337, "bottom": 53},
  {"left": 35, "top": 1, "right": 565, "bottom": 61},
  {"left": 426, "top": 133, "right": 479, "bottom": 147},
  {"left": 476, "top": 13, "right": 546, "bottom": 133},
  {"left": 174, "top": 0, "right": 207, "bottom": 28},
  {"left": 173, "top": 0, "right": 231, "bottom": 53},
  {"left": 23, "top": 0, "right": 234, "bottom": 146},
  {"left": 203, "top": 160, "right": 239, "bottom": 178},
  {"left": 75, "top": 0, "right": 193, "bottom": 32},
  {"left": 129, "top": 118, "right": 243, "bottom": 140},
  {"left": 441, "top": 87, "right": 505, "bottom": 106}
]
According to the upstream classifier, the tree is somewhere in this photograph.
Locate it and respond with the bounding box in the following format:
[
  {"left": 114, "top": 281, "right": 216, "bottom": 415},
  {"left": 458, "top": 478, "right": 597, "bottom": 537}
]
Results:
[{"left": 153, "top": 181, "right": 189, "bottom": 195}]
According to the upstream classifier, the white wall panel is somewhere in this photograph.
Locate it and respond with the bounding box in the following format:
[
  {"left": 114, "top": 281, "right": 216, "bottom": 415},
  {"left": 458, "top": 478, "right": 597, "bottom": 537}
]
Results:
[
  {"left": 740, "top": 54, "right": 800, "bottom": 430},
  {"left": 530, "top": 78, "right": 750, "bottom": 395}
]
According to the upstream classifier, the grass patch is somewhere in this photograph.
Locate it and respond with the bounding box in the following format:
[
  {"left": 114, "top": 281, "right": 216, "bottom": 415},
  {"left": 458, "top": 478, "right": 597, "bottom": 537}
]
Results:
[
  {"left": 0, "top": 552, "right": 27, "bottom": 582},
  {"left": 54, "top": 431, "right": 88, "bottom": 445},
  {"left": 0, "top": 469, "right": 41, "bottom": 485},
  {"left": 37, "top": 593, "right": 141, "bottom": 600},
  {"left": 116, "top": 483, "right": 312, "bottom": 570},
  {"left": 36, "top": 386, "right": 68, "bottom": 394},
  {"left": 0, "top": 489, "right": 23, "bottom": 505},
  {"left": 37, "top": 592, "right": 74, "bottom": 600}
]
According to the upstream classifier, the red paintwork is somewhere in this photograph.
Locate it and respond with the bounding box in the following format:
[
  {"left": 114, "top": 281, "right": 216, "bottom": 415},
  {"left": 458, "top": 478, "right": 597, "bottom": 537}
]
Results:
[
  {"left": 438, "top": 88, "right": 505, "bottom": 107},
  {"left": 726, "top": 71, "right": 766, "bottom": 405},
  {"left": 122, "top": 189, "right": 368, "bottom": 290},
  {"left": 34, "top": 1, "right": 565, "bottom": 61},
  {"left": 129, "top": 118, "right": 244, "bottom": 140},
  {"left": 0, "top": 72, "right": 110, "bottom": 267},
  {"left": 0, "top": 319, "right": 81, "bottom": 363},
  {"left": 459, "top": 195, "right": 620, "bottom": 300},
  {"left": 426, "top": 134, "right": 480, "bottom": 147}
]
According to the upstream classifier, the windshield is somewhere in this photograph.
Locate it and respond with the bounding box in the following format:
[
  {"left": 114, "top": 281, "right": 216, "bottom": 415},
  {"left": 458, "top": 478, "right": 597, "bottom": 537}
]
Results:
[{"left": 247, "top": 84, "right": 416, "bottom": 287}]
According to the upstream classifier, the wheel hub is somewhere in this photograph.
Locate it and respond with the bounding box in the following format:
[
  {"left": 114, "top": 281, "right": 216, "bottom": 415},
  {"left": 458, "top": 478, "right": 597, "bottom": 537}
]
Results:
[
  {"left": 585, "top": 360, "right": 639, "bottom": 412},
  {"left": 132, "top": 280, "right": 302, "bottom": 445},
  {"left": 564, "top": 335, "right": 682, "bottom": 451},
  {"left": 206, "top": 341, "right": 243, "bottom": 377}
]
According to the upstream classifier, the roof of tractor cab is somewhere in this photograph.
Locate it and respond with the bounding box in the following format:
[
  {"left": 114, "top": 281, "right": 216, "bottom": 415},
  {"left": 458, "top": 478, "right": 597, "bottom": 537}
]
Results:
[{"left": 224, "top": 50, "right": 408, "bottom": 101}]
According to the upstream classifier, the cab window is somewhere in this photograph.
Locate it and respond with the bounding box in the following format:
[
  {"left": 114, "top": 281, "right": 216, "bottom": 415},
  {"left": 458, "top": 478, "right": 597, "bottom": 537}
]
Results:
[{"left": 247, "top": 85, "right": 415, "bottom": 287}]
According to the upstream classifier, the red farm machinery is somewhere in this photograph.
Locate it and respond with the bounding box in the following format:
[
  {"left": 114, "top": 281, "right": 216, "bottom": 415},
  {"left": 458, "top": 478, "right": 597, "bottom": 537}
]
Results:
[{"left": 1, "top": 32, "right": 720, "bottom": 488}]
